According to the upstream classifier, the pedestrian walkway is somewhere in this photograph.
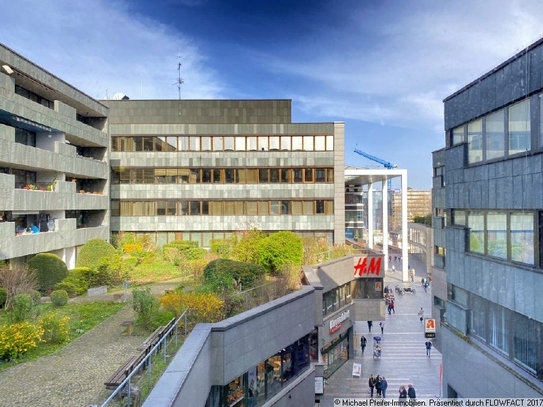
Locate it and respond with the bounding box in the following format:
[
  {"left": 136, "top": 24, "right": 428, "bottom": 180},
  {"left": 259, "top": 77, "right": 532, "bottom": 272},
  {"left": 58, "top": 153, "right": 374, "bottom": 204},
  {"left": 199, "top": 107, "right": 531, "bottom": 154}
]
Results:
[
  {"left": 318, "top": 253, "right": 442, "bottom": 405},
  {"left": 0, "top": 279, "right": 182, "bottom": 407}
]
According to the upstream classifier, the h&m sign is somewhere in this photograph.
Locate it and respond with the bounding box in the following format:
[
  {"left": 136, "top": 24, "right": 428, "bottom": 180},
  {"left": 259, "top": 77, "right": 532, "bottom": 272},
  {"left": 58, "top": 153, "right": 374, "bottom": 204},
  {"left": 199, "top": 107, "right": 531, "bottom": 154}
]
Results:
[{"left": 353, "top": 256, "right": 383, "bottom": 277}]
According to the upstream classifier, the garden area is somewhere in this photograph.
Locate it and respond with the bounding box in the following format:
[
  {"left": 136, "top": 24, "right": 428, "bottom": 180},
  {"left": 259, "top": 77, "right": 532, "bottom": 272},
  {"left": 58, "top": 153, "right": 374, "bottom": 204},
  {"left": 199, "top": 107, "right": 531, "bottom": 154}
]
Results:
[{"left": 0, "top": 229, "right": 359, "bottom": 405}]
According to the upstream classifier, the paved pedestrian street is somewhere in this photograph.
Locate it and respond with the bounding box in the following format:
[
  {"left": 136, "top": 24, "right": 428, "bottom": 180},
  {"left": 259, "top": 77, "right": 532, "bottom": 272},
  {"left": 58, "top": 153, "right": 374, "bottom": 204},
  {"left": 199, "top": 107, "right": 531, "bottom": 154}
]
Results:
[{"left": 318, "top": 254, "right": 442, "bottom": 405}]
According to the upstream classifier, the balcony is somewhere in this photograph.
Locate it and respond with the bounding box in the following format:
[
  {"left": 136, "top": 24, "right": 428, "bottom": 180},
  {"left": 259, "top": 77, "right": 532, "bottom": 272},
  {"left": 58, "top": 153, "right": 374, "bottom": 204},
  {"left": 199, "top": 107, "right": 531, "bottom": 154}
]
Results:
[{"left": 0, "top": 219, "right": 109, "bottom": 260}]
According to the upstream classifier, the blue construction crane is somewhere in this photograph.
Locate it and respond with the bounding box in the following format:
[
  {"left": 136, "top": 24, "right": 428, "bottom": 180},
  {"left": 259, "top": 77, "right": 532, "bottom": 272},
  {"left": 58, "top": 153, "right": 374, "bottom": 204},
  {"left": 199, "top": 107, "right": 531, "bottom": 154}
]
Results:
[{"left": 354, "top": 148, "right": 396, "bottom": 189}]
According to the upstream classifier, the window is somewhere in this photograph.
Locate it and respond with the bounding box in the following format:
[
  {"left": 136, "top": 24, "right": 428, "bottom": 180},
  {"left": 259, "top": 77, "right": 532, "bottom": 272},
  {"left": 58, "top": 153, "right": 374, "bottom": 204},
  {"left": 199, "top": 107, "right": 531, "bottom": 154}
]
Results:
[
  {"left": 452, "top": 126, "right": 464, "bottom": 146},
  {"left": 315, "top": 136, "right": 326, "bottom": 151},
  {"left": 200, "top": 136, "right": 210, "bottom": 151},
  {"left": 468, "top": 212, "right": 485, "bottom": 254},
  {"left": 508, "top": 99, "right": 530, "bottom": 155},
  {"left": 303, "top": 136, "right": 314, "bottom": 151},
  {"left": 467, "top": 119, "right": 483, "bottom": 163},
  {"left": 513, "top": 316, "right": 538, "bottom": 372},
  {"left": 281, "top": 136, "right": 291, "bottom": 150},
  {"left": 511, "top": 213, "right": 534, "bottom": 264},
  {"left": 489, "top": 305, "right": 508, "bottom": 354},
  {"left": 292, "top": 136, "right": 303, "bottom": 150},
  {"left": 485, "top": 109, "right": 505, "bottom": 160},
  {"left": 213, "top": 137, "right": 223, "bottom": 151},
  {"left": 487, "top": 212, "right": 507, "bottom": 259},
  {"left": 269, "top": 136, "right": 280, "bottom": 150},
  {"left": 223, "top": 137, "right": 234, "bottom": 151},
  {"left": 470, "top": 295, "right": 486, "bottom": 340}
]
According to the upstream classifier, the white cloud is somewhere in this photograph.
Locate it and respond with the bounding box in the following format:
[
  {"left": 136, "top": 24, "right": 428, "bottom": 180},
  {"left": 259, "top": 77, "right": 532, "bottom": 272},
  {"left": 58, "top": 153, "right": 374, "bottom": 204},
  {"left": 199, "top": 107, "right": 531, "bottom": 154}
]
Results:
[
  {"left": 253, "top": 0, "right": 543, "bottom": 131},
  {"left": 0, "top": 0, "right": 223, "bottom": 100}
]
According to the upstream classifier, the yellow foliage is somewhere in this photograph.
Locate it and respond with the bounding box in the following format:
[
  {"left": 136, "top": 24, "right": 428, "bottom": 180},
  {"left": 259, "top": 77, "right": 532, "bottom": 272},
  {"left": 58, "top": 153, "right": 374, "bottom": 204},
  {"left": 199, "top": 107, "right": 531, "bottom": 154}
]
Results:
[{"left": 160, "top": 291, "right": 224, "bottom": 323}]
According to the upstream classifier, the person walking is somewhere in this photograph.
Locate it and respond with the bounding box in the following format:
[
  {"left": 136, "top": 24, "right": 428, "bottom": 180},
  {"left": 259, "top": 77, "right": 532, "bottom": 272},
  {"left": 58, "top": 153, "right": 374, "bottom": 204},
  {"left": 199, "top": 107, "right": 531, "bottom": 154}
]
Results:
[
  {"left": 425, "top": 340, "right": 432, "bottom": 356},
  {"left": 375, "top": 375, "right": 382, "bottom": 397},
  {"left": 360, "top": 335, "right": 367, "bottom": 355},
  {"left": 379, "top": 321, "right": 385, "bottom": 334},
  {"left": 367, "top": 321, "right": 373, "bottom": 332},
  {"left": 368, "top": 374, "right": 376, "bottom": 397},
  {"left": 390, "top": 299, "right": 395, "bottom": 314},
  {"left": 418, "top": 308, "right": 424, "bottom": 324},
  {"left": 380, "top": 376, "right": 388, "bottom": 398},
  {"left": 407, "top": 384, "right": 416, "bottom": 399},
  {"left": 398, "top": 385, "right": 407, "bottom": 399}
]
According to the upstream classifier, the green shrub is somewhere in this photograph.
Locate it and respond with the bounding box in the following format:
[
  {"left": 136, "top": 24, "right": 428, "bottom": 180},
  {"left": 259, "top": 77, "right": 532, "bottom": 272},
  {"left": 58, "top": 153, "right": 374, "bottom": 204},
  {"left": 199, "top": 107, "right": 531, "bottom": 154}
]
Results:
[
  {"left": 132, "top": 287, "right": 160, "bottom": 331},
  {"left": 27, "top": 253, "right": 68, "bottom": 293},
  {"left": 11, "top": 293, "right": 33, "bottom": 322},
  {"left": 203, "top": 259, "right": 266, "bottom": 292},
  {"left": 0, "top": 287, "right": 7, "bottom": 308},
  {"left": 75, "top": 238, "right": 116, "bottom": 269},
  {"left": 50, "top": 290, "right": 69, "bottom": 307},
  {"left": 163, "top": 240, "right": 199, "bottom": 252},
  {"left": 54, "top": 268, "right": 90, "bottom": 296},
  {"left": 30, "top": 289, "right": 41, "bottom": 306},
  {"left": 210, "top": 239, "right": 232, "bottom": 257},
  {"left": 39, "top": 313, "right": 70, "bottom": 344},
  {"left": 258, "top": 231, "right": 303, "bottom": 273}
]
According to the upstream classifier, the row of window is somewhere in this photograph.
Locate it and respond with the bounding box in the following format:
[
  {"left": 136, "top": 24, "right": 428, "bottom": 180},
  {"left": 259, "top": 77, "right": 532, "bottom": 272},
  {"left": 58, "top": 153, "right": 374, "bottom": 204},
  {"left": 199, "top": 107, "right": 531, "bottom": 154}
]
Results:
[
  {"left": 453, "top": 210, "right": 535, "bottom": 265},
  {"left": 112, "top": 167, "right": 334, "bottom": 184},
  {"left": 120, "top": 231, "right": 334, "bottom": 249},
  {"left": 112, "top": 199, "right": 335, "bottom": 217},
  {"left": 323, "top": 283, "right": 352, "bottom": 317},
  {"left": 464, "top": 290, "right": 542, "bottom": 379},
  {"left": 451, "top": 98, "right": 532, "bottom": 164},
  {"left": 112, "top": 134, "right": 335, "bottom": 152}
]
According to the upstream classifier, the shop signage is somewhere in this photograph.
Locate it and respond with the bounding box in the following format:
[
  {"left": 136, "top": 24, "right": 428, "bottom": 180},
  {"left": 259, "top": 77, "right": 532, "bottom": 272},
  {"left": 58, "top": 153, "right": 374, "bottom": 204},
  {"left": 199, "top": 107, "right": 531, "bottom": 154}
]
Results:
[
  {"left": 315, "top": 376, "right": 324, "bottom": 394},
  {"left": 353, "top": 256, "right": 383, "bottom": 277},
  {"left": 329, "top": 310, "right": 350, "bottom": 334},
  {"left": 425, "top": 318, "right": 436, "bottom": 338}
]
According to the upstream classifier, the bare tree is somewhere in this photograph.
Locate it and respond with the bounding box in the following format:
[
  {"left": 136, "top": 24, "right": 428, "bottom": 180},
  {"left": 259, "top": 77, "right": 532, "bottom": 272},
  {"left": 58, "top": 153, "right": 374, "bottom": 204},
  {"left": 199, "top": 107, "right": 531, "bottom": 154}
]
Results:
[{"left": 0, "top": 264, "right": 38, "bottom": 309}]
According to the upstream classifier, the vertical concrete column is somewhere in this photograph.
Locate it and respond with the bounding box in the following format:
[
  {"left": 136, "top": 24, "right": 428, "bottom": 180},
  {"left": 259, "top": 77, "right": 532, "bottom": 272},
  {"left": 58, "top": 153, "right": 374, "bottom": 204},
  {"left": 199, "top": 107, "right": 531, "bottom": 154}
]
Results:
[
  {"left": 368, "top": 183, "right": 374, "bottom": 249},
  {"left": 401, "top": 171, "right": 409, "bottom": 282},
  {"left": 382, "top": 180, "right": 388, "bottom": 271}
]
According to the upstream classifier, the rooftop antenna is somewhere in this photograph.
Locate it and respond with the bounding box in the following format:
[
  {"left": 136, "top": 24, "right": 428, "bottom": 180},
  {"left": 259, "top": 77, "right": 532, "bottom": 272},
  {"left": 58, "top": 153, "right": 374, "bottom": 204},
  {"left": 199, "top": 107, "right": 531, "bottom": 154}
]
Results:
[{"left": 173, "top": 53, "right": 184, "bottom": 100}]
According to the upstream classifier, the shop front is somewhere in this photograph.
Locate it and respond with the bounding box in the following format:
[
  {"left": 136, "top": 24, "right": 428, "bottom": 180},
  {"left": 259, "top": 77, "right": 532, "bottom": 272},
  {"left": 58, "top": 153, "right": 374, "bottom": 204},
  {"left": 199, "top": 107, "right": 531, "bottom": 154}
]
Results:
[{"left": 321, "top": 307, "right": 353, "bottom": 378}]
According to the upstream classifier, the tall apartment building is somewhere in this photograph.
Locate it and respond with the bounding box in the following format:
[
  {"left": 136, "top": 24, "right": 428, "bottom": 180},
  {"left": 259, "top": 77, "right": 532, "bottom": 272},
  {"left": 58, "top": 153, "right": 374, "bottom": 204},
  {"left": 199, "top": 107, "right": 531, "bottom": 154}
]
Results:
[
  {"left": 106, "top": 99, "right": 345, "bottom": 247},
  {"left": 0, "top": 44, "right": 109, "bottom": 268},
  {"left": 433, "top": 38, "right": 543, "bottom": 397}
]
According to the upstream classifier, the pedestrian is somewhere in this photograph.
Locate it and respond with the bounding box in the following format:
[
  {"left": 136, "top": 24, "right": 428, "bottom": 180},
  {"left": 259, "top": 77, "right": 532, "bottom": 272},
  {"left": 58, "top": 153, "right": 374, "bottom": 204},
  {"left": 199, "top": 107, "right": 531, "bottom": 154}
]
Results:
[
  {"left": 375, "top": 375, "right": 382, "bottom": 397},
  {"left": 380, "top": 376, "right": 388, "bottom": 398},
  {"left": 391, "top": 264, "right": 395, "bottom": 273},
  {"left": 421, "top": 277, "right": 425, "bottom": 287},
  {"left": 368, "top": 374, "right": 376, "bottom": 397},
  {"left": 360, "top": 335, "right": 367, "bottom": 355},
  {"left": 387, "top": 302, "right": 392, "bottom": 315},
  {"left": 424, "top": 281, "right": 429, "bottom": 293},
  {"left": 407, "top": 384, "right": 416, "bottom": 399},
  {"left": 398, "top": 385, "right": 407, "bottom": 399},
  {"left": 425, "top": 340, "right": 432, "bottom": 356},
  {"left": 368, "top": 321, "right": 373, "bottom": 332},
  {"left": 379, "top": 321, "right": 385, "bottom": 334},
  {"left": 418, "top": 308, "right": 424, "bottom": 323},
  {"left": 390, "top": 299, "right": 395, "bottom": 314}
]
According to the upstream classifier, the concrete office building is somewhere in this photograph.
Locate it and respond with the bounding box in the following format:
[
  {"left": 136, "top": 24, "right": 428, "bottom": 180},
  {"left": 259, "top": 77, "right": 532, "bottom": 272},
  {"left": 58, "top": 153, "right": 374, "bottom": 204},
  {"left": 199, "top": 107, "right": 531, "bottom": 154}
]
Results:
[
  {"left": 0, "top": 44, "right": 109, "bottom": 268},
  {"left": 433, "top": 38, "right": 543, "bottom": 397},
  {"left": 106, "top": 99, "right": 345, "bottom": 247}
]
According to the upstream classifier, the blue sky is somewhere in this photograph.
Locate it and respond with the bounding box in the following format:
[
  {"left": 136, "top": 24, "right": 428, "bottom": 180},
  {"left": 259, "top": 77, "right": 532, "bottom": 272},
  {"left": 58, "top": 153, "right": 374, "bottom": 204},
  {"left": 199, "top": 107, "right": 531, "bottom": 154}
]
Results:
[{"left": 3, "top": 1, "right": 543, "bottom": 188}]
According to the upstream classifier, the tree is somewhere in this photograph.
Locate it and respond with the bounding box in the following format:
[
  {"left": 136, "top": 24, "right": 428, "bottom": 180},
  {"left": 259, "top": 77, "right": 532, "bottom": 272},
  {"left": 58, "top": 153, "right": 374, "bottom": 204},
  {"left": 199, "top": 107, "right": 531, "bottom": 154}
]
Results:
[
  {"left": 258, "top": 231, "right": 303, "bottom": 273},
  {"left": 413, "top": 214, "right": 432, "bottom": 226},
  {"left": 0, "top": 264, "right": 37, "bottom": 310},
  {"left": 230, "top": 229, "right": 265, "bottom": 264}
]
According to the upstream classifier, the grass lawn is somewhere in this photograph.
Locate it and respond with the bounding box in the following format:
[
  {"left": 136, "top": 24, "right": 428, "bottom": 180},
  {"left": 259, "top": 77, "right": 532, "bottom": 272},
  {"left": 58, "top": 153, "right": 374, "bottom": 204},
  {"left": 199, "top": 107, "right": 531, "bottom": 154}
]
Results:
[
  {"left": 0, "top": 301, "right": 125, "bottom": 371},
  {"left": 129, "top": 260, "right": 182, "bottom": 284}
]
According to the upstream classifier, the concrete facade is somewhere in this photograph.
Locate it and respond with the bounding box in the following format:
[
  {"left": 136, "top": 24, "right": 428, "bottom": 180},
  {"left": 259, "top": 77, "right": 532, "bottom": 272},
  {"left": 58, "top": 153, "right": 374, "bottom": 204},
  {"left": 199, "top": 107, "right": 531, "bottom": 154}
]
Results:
[
  {"left": 433, "top": 37, "right": 543, "bottom": 397},
  {"left": 0, "top": 44, "right": 109, "bottom": 267},
  {"left": 106, "top": 99, "right": 345, "bottom": 247}
]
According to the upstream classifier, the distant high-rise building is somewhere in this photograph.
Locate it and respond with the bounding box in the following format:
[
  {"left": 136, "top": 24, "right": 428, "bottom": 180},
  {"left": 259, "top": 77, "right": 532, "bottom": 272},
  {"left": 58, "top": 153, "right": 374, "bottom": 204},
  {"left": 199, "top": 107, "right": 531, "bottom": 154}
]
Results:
[{"left": 390, "top": 188, "right": 431, "bottom": 230}]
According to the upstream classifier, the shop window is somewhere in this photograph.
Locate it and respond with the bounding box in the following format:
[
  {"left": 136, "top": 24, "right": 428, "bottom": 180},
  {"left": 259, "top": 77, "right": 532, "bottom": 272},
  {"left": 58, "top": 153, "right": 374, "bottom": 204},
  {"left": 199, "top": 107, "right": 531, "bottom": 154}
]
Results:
[{"left": 351, "top": 278, "right": 383, "bottom": 300}]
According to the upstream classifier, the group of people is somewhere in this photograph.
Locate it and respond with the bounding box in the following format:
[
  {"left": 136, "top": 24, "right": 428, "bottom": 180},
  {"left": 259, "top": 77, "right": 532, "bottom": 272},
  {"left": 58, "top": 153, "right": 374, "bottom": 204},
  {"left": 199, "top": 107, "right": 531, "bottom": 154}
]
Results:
[
  {"left": 368, "top": 374, "right": 388, "bottom": 398},
  {"left": 367, "top": 374, "right": 417, "bottom": 399}
]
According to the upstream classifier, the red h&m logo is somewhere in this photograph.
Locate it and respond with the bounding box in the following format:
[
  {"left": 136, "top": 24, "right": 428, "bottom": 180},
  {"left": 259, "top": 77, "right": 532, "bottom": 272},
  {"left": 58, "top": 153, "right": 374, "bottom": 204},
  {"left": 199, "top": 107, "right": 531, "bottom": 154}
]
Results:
[{"left": 354, "top": 257, "right": 382, "bottom": 277}]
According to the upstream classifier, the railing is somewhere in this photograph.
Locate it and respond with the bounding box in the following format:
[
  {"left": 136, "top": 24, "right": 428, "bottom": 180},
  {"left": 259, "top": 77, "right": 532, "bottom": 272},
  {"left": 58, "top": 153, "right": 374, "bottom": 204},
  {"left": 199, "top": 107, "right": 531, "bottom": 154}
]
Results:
[{"left": 99, "top": 310, "right": 189, "bottom": 407}]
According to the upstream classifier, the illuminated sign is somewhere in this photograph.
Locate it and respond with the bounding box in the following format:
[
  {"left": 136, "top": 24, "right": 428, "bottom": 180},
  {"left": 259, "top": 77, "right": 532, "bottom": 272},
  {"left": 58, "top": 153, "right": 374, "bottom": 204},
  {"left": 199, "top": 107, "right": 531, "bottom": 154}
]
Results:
[
  {"left": 329, "top": 310, "right": 350, "bottom": 334},
  {"left": 353, "top": 256, "right": 383, "bottom": 277},
  {"left": 425, "top": 318, "right": 436, "bottom": 338}
]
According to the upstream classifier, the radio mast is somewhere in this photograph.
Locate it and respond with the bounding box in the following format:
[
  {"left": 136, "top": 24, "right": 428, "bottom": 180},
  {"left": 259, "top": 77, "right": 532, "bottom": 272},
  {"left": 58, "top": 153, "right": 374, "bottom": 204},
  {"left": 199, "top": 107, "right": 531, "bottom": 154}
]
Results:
[{"left": 174, "top": 53, "right": 184, "bottom": 100}]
